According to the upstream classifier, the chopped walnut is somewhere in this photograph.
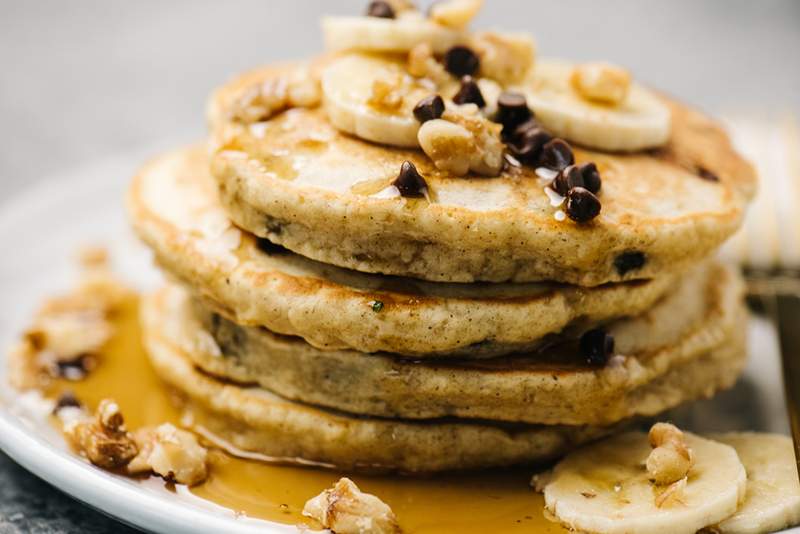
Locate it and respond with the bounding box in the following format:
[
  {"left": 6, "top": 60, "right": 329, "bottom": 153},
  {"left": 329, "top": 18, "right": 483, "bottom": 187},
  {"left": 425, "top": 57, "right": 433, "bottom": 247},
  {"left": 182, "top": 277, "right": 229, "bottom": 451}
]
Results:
[
  {"left": 470, "top": 31, "right": 535, "bottom": 85},
  {"left": 418, "top": 118, "right": 473, "bottom": 175},
  {"left": 368, "top": 75, "right": 405, "bottom": 112},
  {"left": 429, "top": 0, "right": 483, "bottom": 29},
  {"left": 8, "top": 250, "right": 131, "bottom": 390},
  {"left": 231, "top": 68, "right": 321, "bottom": 123},
  {"left": 654, "top": 477, "right": 687, "bottom": 508},
  {"left": 420, "top": 105, "right": 504, "bottom": 176},
  {"left": 571, "top": 62, "right": 631, "bottom": 106},
  {"left": 646, "top": 423, "right": 694, "bottom": 485},
  {"left": 64, "top": 399, "right": 138, "bottom": 469},
  {"left": 128, "top": 423, "right": 208, "bottom": 486},
  {"left": 303, "top": 477, "right": 401, "bottom": 534},
  {"left": 407, "top": 43, "right": 450, "bottom": 85}
]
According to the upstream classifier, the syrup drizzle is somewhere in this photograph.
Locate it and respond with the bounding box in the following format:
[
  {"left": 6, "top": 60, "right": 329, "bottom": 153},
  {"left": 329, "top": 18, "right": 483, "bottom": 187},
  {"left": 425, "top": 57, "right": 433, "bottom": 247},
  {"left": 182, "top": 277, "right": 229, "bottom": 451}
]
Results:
[{"left": 45, "top": 296, "right": 565, "bottom": 533}]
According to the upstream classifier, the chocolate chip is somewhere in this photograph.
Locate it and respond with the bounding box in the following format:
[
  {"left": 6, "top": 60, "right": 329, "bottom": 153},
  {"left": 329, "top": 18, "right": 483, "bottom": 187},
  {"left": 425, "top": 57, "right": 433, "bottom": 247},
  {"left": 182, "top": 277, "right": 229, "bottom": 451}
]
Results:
[
  {"left": 452, "top": 76, "right": 485, "bottom": 107},
  {"left": 52, "top": 391, "right": 82, "bottom": 414},
  {"left": 443, "top": 45, "right": 480, "bottom": 77},
  {"left": 578, "top": 162, "right": 602, "bottom": 194},
  {"left": 55, "top": 355, "right": 95, "bottom": 381},
  {"left": 697, "top": 166, "right": 719, "bottom": 182},
  {"left": 614, "top": 251, "right": 646, "bottom": 275},
  {"left": 371, "top": 300, "right": 384, "bottom": 312},
  {"left": 507, "top": 122, "right": 552, "bottom": 163},
  {"left": 413, "top": 94, "right": 445, "bottom": 123},
  {"left": 393, "top": 161, "right": 428, "bottom": 198},
  {"left": 579, "top": 329, "right": 614, "bottom": 366},
  {"left": 496, "top": 92, "right": 532, "bottom": 135},
  {"left": 366, "top": 1, "right": 395, "bottom": 18},
  {"left": 565, "top": 187, "right": 601, "bottom": 223},
  {"left": 551, "top": 165, "right": 585, "bottom": 196},
  {"left": 539, "top": 139, "right": 575, "bottom": 170},
  {"left": 256, "top": 237, "right": 287, "bottom": 255}
]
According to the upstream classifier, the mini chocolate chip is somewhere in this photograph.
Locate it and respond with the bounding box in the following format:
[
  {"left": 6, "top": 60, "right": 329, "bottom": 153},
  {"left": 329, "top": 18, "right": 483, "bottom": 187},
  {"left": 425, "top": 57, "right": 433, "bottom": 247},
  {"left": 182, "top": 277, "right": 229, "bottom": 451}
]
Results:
[
  {"left": 256, "top": 236, "right": 287, "bottom": 254},
  {"left": 507, "top": 123, "right": 552, "bottom": 163},
  {"left": 366, "top": 0, "right": 395, "bottom": 18},
  {"left": 393, "top": 161, "right": 428, "bottom": 198},
  {"left": 697, "top": 166, "right": 719, "bottom": 182},
  {"left": 371, "top": 300, "right": 384, "bottom": 312},
  {"left": 551, "top": 165, "right": 585, "bottom": 196},
  {"left": 539, "top": 139, "right": 575, "bottom": 170},
  {"left": 413, "top": 94, "right": 445, "bottom": 123},
  {"left": 496, "top": 92, "right": 531, "bottom": 134},
  {"left": 443, "top": 45, "right": 480, "bottom": 77},
  {"left": 452, "top": 76, "right": 485, "bottom": 107},
  {"left": 614, "top": 251, "right": 646, "bottom": 275},
  {"left": 578, "top": 162, "right": 602, "bottom": 194},
  {"left": 52, "top": 391, "right": 82, "bottom": 414},
  {"left": 579, "top": 329, "right": 614, "bottom": 366},
  {"left": 55, "top": 355, "right": 94, "bottom": 381},
  {"left": 565, "top": 187, "right": 601, "bottom": 223}
]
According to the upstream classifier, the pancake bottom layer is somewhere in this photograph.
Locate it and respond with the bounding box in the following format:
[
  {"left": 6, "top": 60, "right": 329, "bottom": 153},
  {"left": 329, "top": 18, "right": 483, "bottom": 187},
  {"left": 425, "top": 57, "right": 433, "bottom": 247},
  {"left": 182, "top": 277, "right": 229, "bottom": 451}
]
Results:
[{"left": 142, "top": 293, "right": 747, "bottom": 473}]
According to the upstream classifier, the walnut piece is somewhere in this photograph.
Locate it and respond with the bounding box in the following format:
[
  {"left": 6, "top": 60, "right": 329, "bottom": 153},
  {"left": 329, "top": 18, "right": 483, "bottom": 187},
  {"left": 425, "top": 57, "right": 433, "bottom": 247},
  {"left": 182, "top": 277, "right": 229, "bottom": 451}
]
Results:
[
  {"left": 417, "top": 105, "right": 504, "bottom": 177},
  {"left": 64, "top": 399, "right": 138, "bottom": 469},
  {"left": 429, "top": 0, "right": 483, "bottom": 29},
  {"left": 303, "top": 477, "right": 401, "bottom": 534},
  {"left": 368, "top": 75, "right": 405, "bottom": 112},
  {"left": 655, "top": 477, "right": 687, "bottom": 508},
  {"left": 128, "top": 423, "right": 208, "bottom": 486},
  {"left": 9, "top": 252, "right": 132, "bottom": 390},
  {"left": 407, "top": 43, "right": 450, "bottom": 85},
  {"left": 646, "top": 423, "right": 694, "bottom": 485},
  {"left": 471, "top": 31, "right": 536, "bottom": 85},
  {"left": 571, "top": 62, "right": 631, "bottom": 106},
  {"left": 231, "top": 68, "right": 321, "bottom": 124}
]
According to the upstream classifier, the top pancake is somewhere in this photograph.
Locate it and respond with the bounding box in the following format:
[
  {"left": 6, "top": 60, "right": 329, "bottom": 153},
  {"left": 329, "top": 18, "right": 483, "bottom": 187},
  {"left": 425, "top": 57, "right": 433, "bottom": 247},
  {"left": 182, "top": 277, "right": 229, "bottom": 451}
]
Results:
[{"left": 207, "top": 60, "right": 756, "bottom": 285}]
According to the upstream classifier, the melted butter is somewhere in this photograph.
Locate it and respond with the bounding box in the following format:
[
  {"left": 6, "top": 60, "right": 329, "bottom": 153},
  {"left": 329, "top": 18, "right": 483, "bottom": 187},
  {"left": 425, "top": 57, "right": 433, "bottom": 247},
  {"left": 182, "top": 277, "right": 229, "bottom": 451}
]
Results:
[{"left": 46, "top": 296, "right": 565, "bottom": 533}]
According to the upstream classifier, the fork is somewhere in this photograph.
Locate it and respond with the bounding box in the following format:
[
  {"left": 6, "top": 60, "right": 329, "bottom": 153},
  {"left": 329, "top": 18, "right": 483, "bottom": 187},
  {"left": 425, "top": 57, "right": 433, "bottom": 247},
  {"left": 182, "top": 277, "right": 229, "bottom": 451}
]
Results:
[{"left": 722, "top": 112, "right": 800, "bottom": 479}]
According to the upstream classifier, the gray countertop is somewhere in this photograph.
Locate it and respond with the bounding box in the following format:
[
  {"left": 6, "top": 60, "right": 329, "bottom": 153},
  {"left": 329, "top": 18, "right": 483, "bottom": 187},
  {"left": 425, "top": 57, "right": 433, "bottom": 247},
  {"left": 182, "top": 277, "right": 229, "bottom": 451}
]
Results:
[{"left": 0, "top": 1, "right": 797, "bottom": 532}]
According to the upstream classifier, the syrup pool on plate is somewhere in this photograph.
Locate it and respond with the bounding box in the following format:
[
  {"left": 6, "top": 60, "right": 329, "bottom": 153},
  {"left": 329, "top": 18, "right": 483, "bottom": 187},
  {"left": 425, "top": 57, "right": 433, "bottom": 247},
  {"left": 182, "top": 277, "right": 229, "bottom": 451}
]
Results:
[{"left": 46, "top": 295, "right": 565, "bottom": 533}]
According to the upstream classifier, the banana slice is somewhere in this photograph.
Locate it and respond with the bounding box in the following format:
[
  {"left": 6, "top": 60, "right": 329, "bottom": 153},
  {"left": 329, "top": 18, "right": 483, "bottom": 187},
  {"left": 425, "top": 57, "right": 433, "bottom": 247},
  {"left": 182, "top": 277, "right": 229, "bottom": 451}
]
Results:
[
  {"left": 321, "top": 53, "right": 431, "bottom": 147},
  {"left": 519, "top": 59, "right": 671, "bottom": 151},
  {"left": 542, "top": 431, "right": 746, "bottom": 534},
  {"left": 321, "top": 53, "right": 500, "bottom": 148},
  {"left": 321, "top": 13, "right": 465, "bottom": 54},
  {"left": 710, "top": 433, "right": 800, "bottom": 534}
]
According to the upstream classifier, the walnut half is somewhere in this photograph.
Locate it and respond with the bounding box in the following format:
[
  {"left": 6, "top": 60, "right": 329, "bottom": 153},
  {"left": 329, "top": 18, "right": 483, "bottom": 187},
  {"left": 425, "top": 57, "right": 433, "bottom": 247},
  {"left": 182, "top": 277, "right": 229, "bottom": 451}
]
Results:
[
  {"left": 64, "top": 399, "right": 138, "bottom": 469},
  {"left": 646, "top": 422, "right": 694, "bottom": 485},
  {"left": 128, "top": 423, "right": 208, "bottom": 486},
  {"left": 303, "top": 477, "right": 401, "bottom": 534}
]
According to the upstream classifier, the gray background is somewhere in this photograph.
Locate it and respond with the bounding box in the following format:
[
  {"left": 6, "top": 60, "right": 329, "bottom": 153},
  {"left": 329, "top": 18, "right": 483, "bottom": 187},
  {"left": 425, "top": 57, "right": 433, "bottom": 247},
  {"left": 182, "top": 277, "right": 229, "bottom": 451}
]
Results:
[{"left": 0, "top": 1, "right": 798, "bottom": 532}]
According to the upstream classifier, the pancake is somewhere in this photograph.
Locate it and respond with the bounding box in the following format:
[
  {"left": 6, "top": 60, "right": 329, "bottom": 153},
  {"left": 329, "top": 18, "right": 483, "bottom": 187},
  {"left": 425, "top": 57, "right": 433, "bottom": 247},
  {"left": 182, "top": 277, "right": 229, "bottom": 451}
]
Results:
[
  {"left": 127, "top": 146, "right": 680, "bottom": 358},
  {"left": 207, "top": 61, "right": 756, "bottom": 285},
  {"left": 146, "top": 261, "right": 747, "bottom": 426},
  {"left": 142, "top": 310, "right": 623, "bottom": 473}
]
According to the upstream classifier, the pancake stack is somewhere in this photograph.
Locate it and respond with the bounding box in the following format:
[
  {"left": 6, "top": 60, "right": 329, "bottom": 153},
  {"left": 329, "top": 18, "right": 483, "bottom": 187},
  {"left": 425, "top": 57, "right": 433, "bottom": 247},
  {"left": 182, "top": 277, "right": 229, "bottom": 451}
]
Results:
[{"left": 127, "top": 2, "right": 756, "bottom": 473}]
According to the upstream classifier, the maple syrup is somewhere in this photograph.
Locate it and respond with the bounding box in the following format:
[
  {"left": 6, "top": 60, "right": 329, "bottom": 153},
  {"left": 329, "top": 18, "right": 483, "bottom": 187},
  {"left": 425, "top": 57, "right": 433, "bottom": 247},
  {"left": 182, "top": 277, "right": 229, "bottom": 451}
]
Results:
[{"left": 46, "top": 296, "right": 565, "bottom": 533}]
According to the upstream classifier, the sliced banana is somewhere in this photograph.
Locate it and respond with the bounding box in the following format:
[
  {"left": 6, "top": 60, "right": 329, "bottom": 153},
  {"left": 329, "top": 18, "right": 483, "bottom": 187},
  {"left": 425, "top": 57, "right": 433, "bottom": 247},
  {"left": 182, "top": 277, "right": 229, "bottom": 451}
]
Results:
[
  {"left": 321, "top": 13, "right": 465, "bottom": 54},
  {"left": 518, "top": 59, "right": 671, "bottom": 151},
  {"left": 542, "top": 431, "right": 746, "bottom": 534},
  {"left": 321, "top": 53, "right": 431, "bottom": 147},
  {"left": 321, "top": 53, "right": 500, "bottom": 148},
  {"left": 710, "top": 433, "right": 800, "bottom": 534}
]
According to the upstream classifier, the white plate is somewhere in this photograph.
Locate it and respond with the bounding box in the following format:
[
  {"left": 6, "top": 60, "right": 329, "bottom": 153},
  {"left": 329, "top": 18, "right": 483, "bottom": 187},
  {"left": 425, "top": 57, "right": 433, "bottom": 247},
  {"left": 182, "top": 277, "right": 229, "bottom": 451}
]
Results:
[
  {"left": 0, "top": 152, "right": 796, "bottom": 533},
  {"left": 0, "top": 151, "right": 298, "bottom": 534}
]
